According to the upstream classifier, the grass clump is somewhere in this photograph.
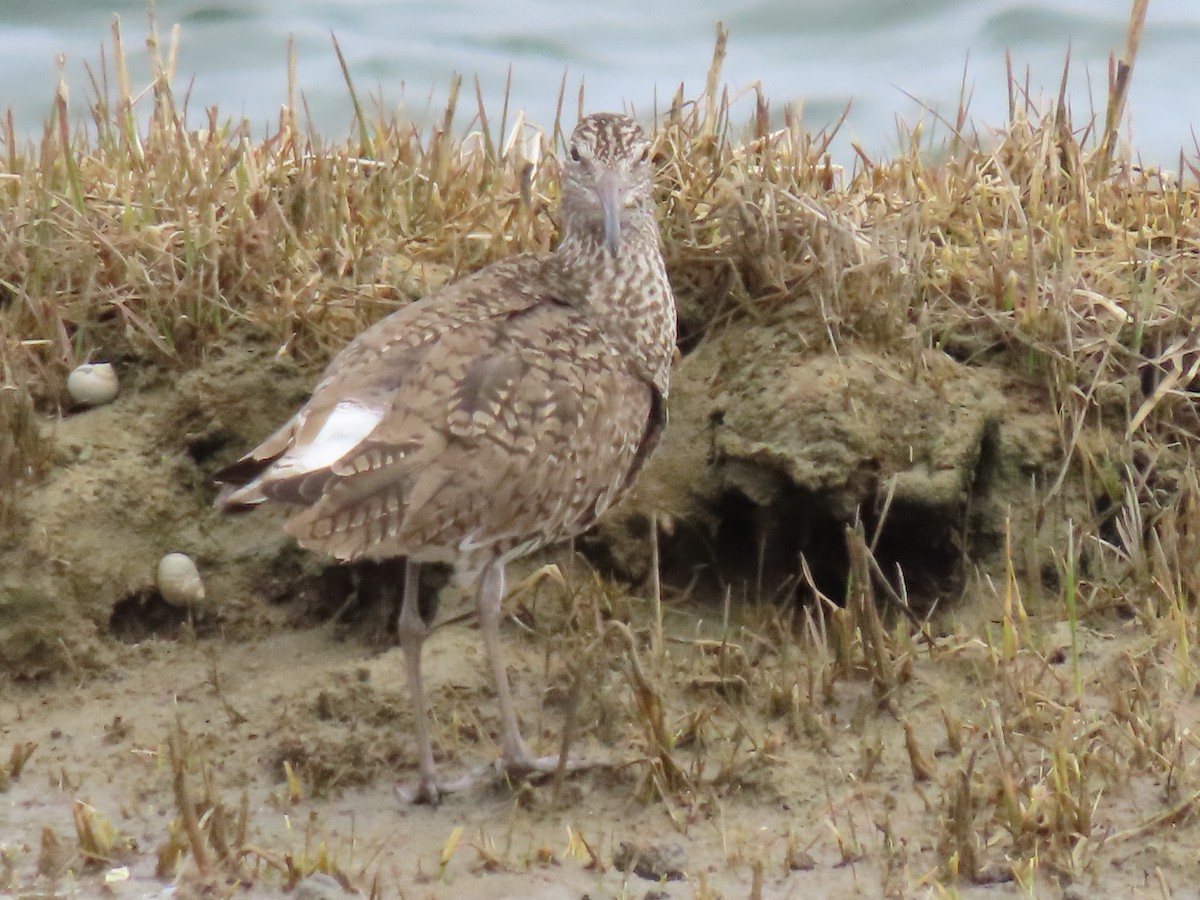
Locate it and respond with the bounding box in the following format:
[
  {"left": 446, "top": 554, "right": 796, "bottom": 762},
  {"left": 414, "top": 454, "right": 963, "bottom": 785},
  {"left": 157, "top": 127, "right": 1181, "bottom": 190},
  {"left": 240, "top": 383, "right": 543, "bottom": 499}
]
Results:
[{"left": 2, "top": 8, "right": 1194, "bottom": 439}]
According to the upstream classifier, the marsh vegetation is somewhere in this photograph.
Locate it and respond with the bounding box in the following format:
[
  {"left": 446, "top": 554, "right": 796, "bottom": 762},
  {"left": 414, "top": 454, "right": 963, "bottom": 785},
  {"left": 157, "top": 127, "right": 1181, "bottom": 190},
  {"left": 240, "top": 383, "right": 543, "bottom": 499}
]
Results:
[{"left": 4, "top": 5, "right": 1200, "bottom": 897}]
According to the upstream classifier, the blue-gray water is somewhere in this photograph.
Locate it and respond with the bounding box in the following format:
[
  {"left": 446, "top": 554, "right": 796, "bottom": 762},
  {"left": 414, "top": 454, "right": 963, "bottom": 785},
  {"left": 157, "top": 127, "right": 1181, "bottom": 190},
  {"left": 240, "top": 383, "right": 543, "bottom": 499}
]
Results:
[{"left": 0, "top": 1, "right": 1196, "bottom": 167}]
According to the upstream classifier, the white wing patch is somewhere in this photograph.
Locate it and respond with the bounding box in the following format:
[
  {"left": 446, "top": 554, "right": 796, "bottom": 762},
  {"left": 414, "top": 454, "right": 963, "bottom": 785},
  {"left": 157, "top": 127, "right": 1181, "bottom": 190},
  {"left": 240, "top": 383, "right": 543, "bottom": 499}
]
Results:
[{"left": 280, "top": 401, "right": 385, "bottom": 475}]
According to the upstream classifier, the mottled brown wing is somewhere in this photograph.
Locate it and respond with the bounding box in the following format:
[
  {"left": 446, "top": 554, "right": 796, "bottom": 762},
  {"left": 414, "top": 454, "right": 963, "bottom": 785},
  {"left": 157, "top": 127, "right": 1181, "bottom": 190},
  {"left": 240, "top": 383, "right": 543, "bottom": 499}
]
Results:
[
  {"left": 282, "top": 299, "right": 659, "bottom": 566},
  {"left": 214, "top": 254, "right": 564, "bottom": 508}
]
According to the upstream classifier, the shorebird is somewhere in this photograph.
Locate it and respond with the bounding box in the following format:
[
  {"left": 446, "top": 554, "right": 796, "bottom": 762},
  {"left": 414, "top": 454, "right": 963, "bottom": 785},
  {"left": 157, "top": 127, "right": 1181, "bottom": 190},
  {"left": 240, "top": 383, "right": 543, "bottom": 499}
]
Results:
[{"left": 214, "top": 113, "right": 676, "bottom": 803}]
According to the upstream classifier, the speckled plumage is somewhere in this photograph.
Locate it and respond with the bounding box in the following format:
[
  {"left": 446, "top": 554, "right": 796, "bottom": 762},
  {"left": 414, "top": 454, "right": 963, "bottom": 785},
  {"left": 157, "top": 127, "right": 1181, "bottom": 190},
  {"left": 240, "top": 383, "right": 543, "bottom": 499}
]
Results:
[{"left": 214, "top": 113, "right": 675, "bottom": 801}]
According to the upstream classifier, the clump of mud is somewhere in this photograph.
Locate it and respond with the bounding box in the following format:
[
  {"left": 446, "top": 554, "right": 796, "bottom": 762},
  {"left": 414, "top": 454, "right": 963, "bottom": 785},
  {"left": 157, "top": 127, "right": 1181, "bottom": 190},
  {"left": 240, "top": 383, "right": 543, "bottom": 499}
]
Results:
[
  {"left": 587, "top": 321, "right": 1079, "bottom": 612},
  {"left": 0, "top": 340, "right": 321, "bottom": 678},
  {"left": 0, "top": 319, "right": 1087, "bottom": 680},
  {"left": 0, "top": 337, "right": 472, "bottom": 679}
]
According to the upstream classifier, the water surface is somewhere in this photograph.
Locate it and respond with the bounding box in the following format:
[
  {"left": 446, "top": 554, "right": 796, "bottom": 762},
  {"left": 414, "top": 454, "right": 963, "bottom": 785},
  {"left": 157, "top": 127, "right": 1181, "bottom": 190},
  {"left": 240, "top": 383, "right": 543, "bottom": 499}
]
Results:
[{"left": 0, "top": 1, "right": 1195, "bottom": 165}]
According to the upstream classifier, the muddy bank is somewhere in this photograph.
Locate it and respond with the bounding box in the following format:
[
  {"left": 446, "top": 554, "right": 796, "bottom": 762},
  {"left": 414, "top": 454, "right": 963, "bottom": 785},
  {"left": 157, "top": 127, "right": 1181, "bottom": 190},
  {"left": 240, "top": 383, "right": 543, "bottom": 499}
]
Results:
[
  {"left": 2, "top": 316, "right": 1152, "bottom": 897},
  {"left": 2, "top": 316, "right": 1077, "bottom": 683}
]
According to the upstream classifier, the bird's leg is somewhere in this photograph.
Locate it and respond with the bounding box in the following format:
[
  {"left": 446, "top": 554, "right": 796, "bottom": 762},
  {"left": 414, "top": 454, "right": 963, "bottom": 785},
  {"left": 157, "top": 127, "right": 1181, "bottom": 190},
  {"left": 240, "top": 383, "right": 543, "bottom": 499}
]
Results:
[
  {"left": 476, "top": 561, "right": 539, "bottom": 769},
  {"left": 397, "top": 558, "right": 587, "bottom": 804},
  {"left": 395, "top": 558, "right": 440, "bottom": 804},
  {"left": 476, "top": 560, "right": 603, "bottom": 781}
]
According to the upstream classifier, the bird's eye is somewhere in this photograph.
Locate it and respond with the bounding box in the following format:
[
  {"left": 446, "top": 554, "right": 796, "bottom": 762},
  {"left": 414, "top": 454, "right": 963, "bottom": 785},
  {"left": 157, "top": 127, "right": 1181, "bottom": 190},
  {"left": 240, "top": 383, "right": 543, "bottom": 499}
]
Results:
[{"left": 569, "top": 145, "right": 582, "bottom": 162}]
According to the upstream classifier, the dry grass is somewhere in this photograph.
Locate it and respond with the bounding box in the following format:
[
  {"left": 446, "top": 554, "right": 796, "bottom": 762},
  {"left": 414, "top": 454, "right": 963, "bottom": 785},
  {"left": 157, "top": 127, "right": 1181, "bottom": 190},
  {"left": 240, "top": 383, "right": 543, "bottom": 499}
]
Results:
[
  {"left": 2, "top": 12, "right": 1195, "bottom": 418},
  {"left": 5, "top": 0, "right": 1200, "bottom": 894}
]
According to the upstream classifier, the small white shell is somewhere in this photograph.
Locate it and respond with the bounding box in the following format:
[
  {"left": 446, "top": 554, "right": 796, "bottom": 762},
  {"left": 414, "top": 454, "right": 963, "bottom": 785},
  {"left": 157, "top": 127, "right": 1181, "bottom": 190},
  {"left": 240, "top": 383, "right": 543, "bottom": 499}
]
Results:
[
  {"left": 66, "top": 363, "right": 119, "bottom": 407},
  {"left": 156, "top": 552, "right": 206, "bottom": 608}
]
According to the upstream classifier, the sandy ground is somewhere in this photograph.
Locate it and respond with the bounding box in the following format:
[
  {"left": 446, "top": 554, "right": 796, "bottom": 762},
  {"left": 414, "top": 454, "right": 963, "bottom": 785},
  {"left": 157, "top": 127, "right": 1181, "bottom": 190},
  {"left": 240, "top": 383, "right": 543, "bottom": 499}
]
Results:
[
  {"left": 8, "top": 580, "right": 1199, "bottom": 900},
  {"left": 2, "top": 587, "right": 925, "bottom": 899},
  {"left": 4, "top": 331, "right": 1200, "bottom": 898}
]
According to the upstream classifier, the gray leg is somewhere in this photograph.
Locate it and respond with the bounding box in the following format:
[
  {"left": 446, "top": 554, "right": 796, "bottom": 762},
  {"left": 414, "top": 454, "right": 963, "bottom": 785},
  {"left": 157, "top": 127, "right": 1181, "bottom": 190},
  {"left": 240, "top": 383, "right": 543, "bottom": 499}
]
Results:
[
  {"left": 395, "top": 558, "right": 605, "bottom": 800},
  {"left": 396, "top": 559, "right": 440, "bottom": 804},
  {"left": 476, "top": 561, "right": 538, "bottom": 768},
  {"left": 476, "top": 560, "right": 610, "bottom": 782}
]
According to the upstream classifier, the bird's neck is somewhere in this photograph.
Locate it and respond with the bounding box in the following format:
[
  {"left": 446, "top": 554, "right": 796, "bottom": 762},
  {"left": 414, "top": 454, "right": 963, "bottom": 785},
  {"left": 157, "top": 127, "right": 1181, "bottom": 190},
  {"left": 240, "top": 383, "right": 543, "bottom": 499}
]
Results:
[{"left": 555, "top": 213, "right": 676, "bottom": 395}]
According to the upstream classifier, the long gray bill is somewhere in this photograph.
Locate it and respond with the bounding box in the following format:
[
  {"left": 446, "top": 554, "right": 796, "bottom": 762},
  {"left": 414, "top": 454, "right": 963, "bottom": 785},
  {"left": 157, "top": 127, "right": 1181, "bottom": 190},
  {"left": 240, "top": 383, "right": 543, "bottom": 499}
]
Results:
[{"left": 596, "top": 169, "right": 623, "bottom": 257}]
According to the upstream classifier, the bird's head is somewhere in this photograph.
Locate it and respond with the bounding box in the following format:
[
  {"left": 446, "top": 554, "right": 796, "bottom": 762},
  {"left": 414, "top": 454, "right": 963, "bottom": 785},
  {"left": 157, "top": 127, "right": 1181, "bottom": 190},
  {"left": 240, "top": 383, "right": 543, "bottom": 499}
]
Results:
[{"left": 560, "top": 113, "right": 654, "bottom": 258}]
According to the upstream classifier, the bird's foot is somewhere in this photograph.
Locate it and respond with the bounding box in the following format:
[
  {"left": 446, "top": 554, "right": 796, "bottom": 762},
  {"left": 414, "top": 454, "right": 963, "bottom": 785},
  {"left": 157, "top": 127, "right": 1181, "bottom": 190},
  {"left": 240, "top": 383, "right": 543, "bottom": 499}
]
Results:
[
  {"left": 494, "top": 749, "right": 612, "bottom": 784},
  {"left": 393, "top": 768, "right": 484, "bottom": 806},
  {"left": 394, "top": 753, "right": 611, "bottom": 805},
  {"left": 393, "top": 775, "right": 441, "bottom": 806}
]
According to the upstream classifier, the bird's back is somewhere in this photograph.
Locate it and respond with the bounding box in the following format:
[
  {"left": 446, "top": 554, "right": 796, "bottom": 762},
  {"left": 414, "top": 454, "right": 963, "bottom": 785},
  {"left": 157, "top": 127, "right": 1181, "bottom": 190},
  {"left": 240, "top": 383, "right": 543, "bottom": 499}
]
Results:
[{"left": 216, "top": 252, "right": 664, "bottom": 573}]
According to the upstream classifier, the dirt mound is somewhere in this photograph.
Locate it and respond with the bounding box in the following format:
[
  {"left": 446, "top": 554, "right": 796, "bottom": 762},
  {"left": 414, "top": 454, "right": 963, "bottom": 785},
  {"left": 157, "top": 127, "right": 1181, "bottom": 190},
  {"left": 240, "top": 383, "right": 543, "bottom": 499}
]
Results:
[
  {"left": 587, "top": 322, "right": 1079, "bottom": 616},
  {"left": 1, "top": 321, "right": 1080, "bottom": 679},
  {"left": 0, "top": 339, "right": 320, "bottom": 678}
]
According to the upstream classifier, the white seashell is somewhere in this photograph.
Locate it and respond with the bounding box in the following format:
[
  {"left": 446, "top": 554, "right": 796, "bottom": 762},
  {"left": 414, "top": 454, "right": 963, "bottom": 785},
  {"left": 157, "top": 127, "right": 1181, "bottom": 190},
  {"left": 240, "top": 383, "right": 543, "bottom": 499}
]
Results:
[
  {"left": 156, "top": 552, "right": 206, "bottom": 608},
  {"left": 66, "top": 362, "right": 119, "bottom": 407}
]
